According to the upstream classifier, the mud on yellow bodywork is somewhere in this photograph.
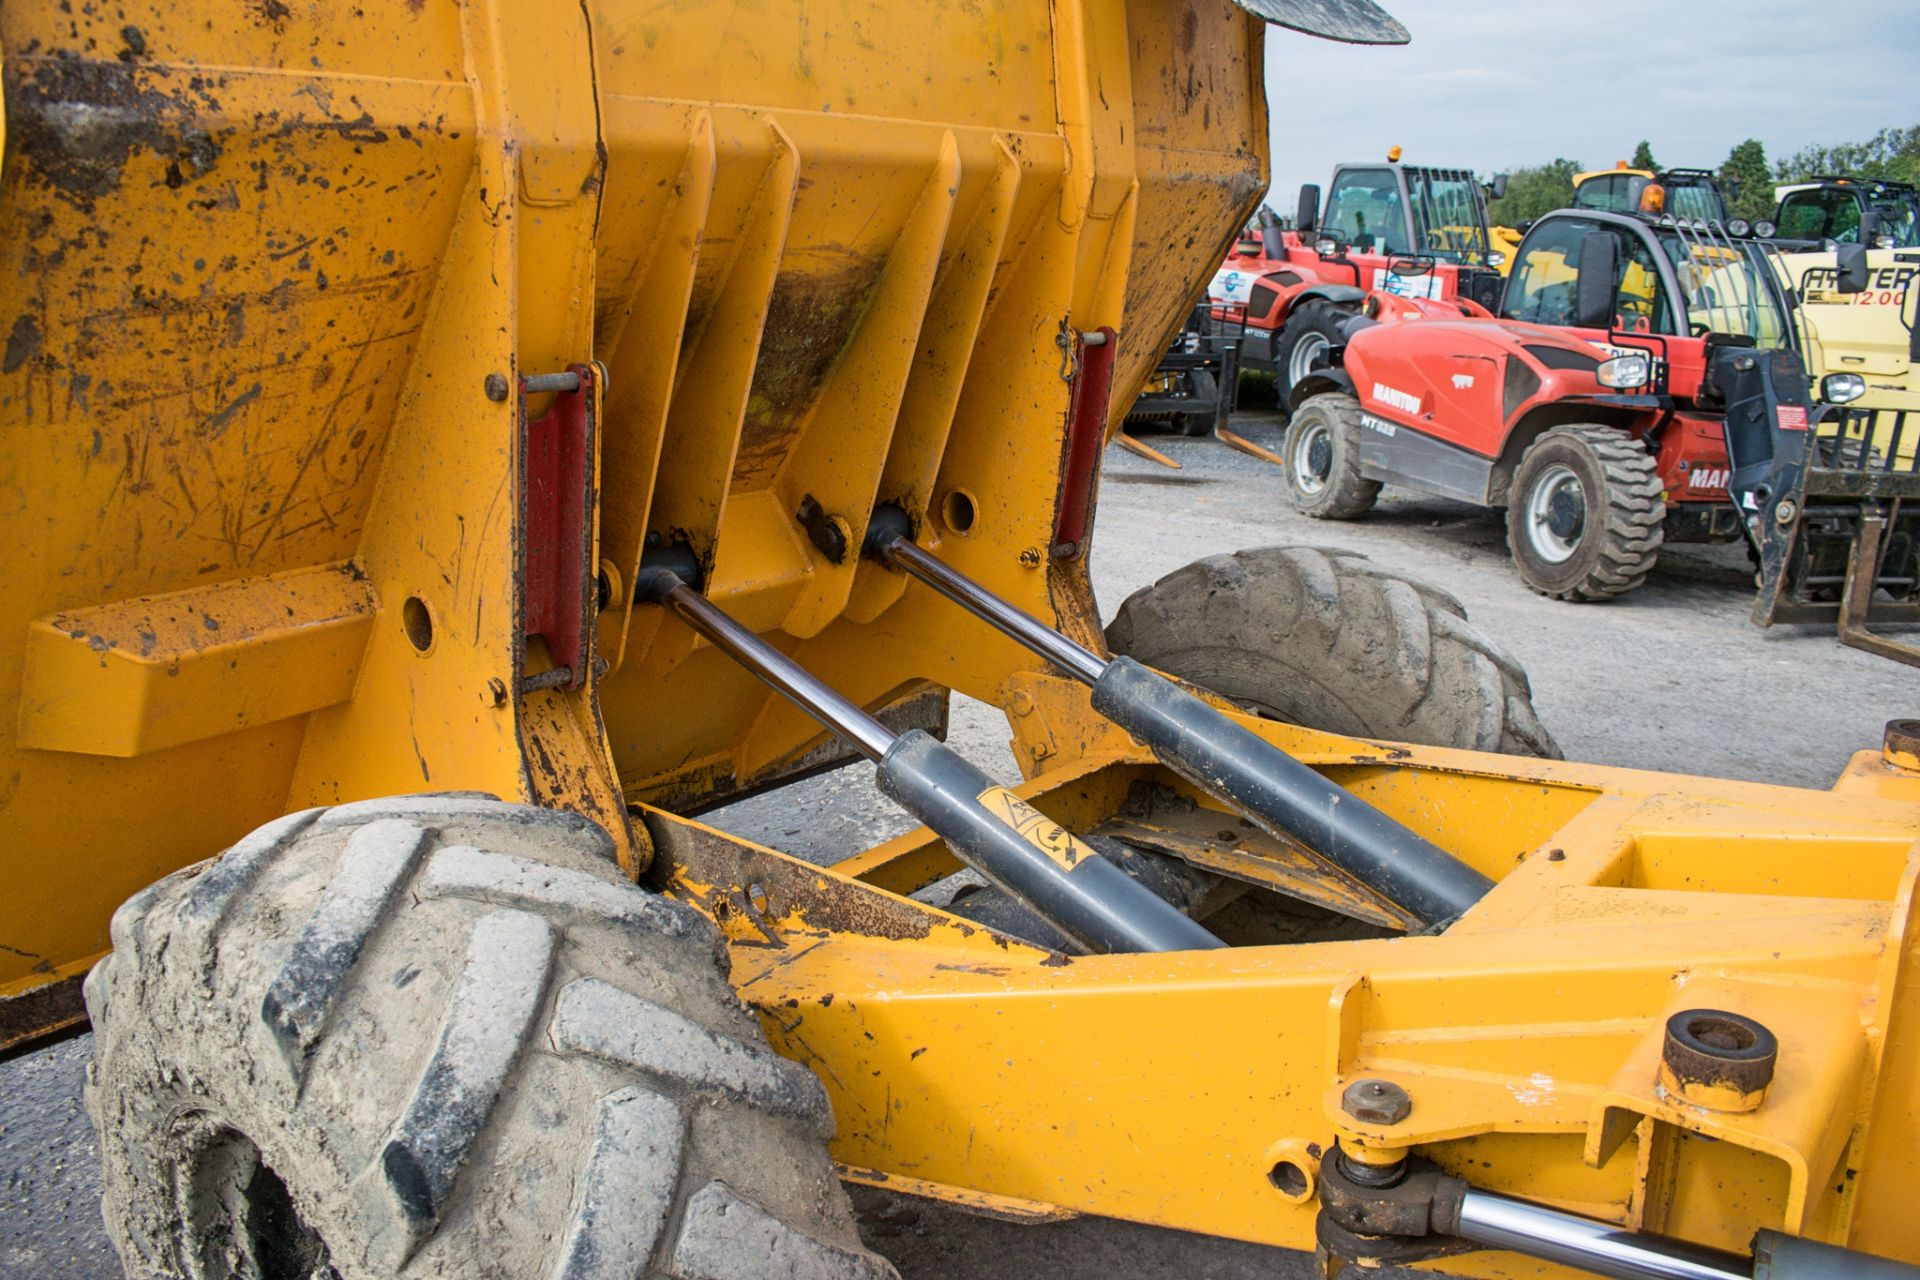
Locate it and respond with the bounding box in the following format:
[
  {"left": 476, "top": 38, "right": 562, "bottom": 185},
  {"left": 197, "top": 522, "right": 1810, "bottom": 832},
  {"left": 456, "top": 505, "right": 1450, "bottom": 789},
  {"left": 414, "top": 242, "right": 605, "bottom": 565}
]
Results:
[{"left": 0, "top": 0, "right": 1263, "bottom": 1024}]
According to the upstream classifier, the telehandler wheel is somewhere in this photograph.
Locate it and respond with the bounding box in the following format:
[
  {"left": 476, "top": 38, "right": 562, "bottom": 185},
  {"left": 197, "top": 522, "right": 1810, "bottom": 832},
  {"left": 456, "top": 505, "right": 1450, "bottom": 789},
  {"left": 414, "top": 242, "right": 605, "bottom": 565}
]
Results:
[
  {"left": 1123, "top": 369, "right": 1219, "bottom": 437},
  {"left": 1506, "top": 424, "right": 1664, "bottom": 602},
  {"left": 1282, "top": 394, "right": 1381, "bottom": 520},
  {"left": 1107, "top": 547, "right": 1560, "bottom": 757},
  {"left": 1176, "top": 368, "right": 1220, "bottom": 436},
  {"left": 1273, "top": 301, "right": 1351, "bottom": 404},
  {"left": 85, "top": 795, "right": 897, "bottom": 1280}
]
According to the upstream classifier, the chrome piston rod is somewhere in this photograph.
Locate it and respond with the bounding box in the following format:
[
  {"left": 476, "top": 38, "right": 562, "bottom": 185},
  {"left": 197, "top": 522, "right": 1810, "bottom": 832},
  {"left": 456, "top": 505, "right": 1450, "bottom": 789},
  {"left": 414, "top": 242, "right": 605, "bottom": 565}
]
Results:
[
  {"left": 1447, "top": 1186, "right": 1920, "bottom": 1280},
  {"left": 1454, "top": 1189, "right": 1748, "bottom": 1280}
]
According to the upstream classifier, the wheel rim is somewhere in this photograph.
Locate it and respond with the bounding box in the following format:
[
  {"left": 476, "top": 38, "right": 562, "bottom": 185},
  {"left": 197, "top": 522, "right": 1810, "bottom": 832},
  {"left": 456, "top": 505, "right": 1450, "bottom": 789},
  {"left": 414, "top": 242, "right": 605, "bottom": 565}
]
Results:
[
  {"left": 1524, "top": 464, "right": 1586, "bottom": 564},
  {"left": 181, "top": 1119, "right": 332, "bottom": 1280},
  {"left": 1292, "top": 420, "right": 1333, "bottom": 495},
  {"left": 1287, "top": 331, "right": 1331, "bottom": 386}
]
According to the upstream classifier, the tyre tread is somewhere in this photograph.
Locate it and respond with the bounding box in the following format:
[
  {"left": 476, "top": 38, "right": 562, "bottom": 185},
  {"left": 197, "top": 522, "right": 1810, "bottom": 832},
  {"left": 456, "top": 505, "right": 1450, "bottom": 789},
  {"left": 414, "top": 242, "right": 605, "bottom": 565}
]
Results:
[
  {"left": 88, "top": 797, "right": 896, "bottom": 1280},
  {"left": 1108, "top": 546, "right": 1560, "bottom": 758},
  {"left": 1508, "top": 424, "right": 1664, "bottom": 603},
  {"left": 1283, "top": 394, "right": 1381, "bottom": 520}
]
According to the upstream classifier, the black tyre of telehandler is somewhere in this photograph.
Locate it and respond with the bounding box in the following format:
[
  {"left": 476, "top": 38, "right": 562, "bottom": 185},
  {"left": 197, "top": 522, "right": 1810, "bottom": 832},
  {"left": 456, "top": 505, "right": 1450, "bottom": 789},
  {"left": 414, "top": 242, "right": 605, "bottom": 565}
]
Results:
[
  {"left": 1175, "top": 368, "right": 1220, "bottom": 436},
  {"left": 1124, "top": 368, "right": 1221, "bottom": 437},
  {"left": 86, "top": 794, "right": 897, "bottom": 1280},
  {"left": 1272, "top": 301, "right": 1351, "bottom": 405},
  {"left": 1506, "top": 424, "right": 1664, "bottom": 602},
  {"left": 1282, "top": 394, "right": 1381, "bottom": 520},
  {"left": 1106, "top": 546, "right": 1560, "bottom": 757}
]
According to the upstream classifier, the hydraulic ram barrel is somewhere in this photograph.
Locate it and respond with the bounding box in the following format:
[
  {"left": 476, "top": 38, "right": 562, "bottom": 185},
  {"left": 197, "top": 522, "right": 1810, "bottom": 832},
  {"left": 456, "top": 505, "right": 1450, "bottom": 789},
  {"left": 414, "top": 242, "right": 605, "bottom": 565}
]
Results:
[
  {"left": 864, "top": 510, "right": 1493, "bottom": 927},
  {"left": 637, "top": 564, "right": 1221, "bottom": 955}
]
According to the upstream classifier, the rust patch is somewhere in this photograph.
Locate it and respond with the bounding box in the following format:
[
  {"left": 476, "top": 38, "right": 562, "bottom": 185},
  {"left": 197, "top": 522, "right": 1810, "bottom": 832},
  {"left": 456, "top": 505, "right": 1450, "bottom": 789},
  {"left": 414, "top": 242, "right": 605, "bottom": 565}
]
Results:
[
  {"left": 733, "top": 255, "right": 889, "bottom": 481},
  {"left": 650, "top": 814, "right": 942, "bottom": 943},
  {"left": 1661, "top": 1009, "right": 1777, "bottom": 1101},
  {"left": 4, "top": 58, "right": 218, "bottom": 214}
]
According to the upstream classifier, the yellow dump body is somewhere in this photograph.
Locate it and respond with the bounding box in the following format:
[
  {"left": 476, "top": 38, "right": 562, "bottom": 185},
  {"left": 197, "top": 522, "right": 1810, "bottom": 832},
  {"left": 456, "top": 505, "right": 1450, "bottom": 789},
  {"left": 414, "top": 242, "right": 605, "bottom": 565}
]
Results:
[{"left": 0, "top": 0, "right": 1264, "bottom": 1011}]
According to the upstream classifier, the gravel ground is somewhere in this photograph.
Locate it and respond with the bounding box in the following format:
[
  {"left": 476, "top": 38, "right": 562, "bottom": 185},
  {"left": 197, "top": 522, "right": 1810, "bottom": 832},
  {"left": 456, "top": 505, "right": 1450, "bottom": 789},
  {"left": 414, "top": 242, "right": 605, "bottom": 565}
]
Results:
[{"left": 5, "top": 412, "right": 1913, "bottom": 1279}]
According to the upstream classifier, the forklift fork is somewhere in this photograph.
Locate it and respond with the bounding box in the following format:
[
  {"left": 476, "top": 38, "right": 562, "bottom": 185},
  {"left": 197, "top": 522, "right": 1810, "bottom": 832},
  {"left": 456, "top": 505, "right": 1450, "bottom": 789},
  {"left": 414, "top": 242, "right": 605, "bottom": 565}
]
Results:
[{"left": 1837, "top": 504, "right": 1920, "bottom": 668}]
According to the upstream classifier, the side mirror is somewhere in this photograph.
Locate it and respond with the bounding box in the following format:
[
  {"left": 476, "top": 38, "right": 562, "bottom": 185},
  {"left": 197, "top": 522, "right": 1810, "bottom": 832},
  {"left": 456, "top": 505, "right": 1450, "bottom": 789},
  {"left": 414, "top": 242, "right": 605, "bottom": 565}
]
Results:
[
  {"left": 1296, "top": 183, "right": 1321, "bottom": 235},
  {"left": 1490, "top": 173, "right": 1509, "bottom": 202},
  {"left": 1573, "top": 232, "right": 1619, "bottom": 330},
  {"left": 1835, "top": 241, "right": 1870, "bottom": 294}
]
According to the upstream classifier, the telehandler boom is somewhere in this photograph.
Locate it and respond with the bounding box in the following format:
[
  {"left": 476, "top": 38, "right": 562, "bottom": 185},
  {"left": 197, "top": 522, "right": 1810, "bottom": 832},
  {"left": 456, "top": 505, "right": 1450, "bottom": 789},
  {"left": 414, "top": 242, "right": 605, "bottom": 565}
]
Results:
[{"left": 2, "top": 1, "right": 1919, "bottom": 1278}]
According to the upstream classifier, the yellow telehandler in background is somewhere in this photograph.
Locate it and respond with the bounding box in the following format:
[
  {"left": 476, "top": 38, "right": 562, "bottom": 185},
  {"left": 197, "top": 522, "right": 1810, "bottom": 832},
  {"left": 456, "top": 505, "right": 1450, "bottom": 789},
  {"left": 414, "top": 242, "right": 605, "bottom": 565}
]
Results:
[{"left": 3, "top": 2, "right": 1920, "bottom": 1278}]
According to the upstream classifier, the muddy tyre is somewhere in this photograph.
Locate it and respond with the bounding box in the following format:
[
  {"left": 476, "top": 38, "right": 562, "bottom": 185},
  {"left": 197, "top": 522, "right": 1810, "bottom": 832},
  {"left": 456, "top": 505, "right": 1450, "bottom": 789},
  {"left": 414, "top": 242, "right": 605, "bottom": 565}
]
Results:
[
  {"left": 86, "top": 794, "right": 895, "bottom": 1280},
  {"left": 1272, "top": 301, "right": 1351, "bottom": 404},
  {"left": 1283, "top": 393, "right": 1380, "bottom": 520},
  {"left": 1106, "top": 546, "right": 1559, "bottom": 757},
  {"left": 1507, "top": 424, "right": 1663, "bottom": 602}
]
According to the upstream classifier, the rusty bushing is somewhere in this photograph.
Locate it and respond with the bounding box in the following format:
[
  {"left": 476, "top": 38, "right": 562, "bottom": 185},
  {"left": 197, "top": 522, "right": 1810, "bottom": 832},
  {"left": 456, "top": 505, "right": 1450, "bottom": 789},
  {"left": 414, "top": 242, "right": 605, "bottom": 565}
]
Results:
[
  {"left": 1342, "top": 1077, "right": 1412, "bottom": 1126},
  {"left": 1657, "top": 1009, "right": 1777, "bottom": 1113},
  {"left": 1885, "top": 720, "right": 1920, "bottom": 773}
]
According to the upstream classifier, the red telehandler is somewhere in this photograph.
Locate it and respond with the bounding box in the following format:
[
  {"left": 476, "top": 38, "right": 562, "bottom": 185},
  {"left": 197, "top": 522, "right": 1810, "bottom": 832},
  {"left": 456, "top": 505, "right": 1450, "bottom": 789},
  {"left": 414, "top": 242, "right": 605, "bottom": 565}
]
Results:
[{"left": 1282, "top": 209, "right": 1827, "bottom": 601}]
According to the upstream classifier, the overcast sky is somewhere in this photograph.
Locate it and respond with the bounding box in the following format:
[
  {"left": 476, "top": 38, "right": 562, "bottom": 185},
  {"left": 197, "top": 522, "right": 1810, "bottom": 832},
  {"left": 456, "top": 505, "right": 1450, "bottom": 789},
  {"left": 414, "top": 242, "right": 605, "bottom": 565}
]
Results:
[{"left": 1261, "top": 0, "right": 1920, "bottom": 204}]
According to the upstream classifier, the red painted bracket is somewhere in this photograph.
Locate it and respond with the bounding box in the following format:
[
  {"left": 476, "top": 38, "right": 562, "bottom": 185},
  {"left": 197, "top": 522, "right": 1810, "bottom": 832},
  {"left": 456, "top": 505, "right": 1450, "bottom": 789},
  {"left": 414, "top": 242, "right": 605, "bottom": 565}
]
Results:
[
  {"left": 1052, "top": 325, "right": 1117, "bottom": 559},
  {"left": 521, "top": 364, "right": 597, "bottom": 692}
]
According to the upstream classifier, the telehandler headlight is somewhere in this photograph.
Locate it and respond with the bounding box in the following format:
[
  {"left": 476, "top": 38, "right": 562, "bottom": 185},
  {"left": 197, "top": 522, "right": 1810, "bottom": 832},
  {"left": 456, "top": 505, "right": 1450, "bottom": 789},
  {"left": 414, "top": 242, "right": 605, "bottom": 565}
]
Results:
[
  {"left": 1754, "top": 219, "right": 1777, "bottom": 238},
  {"left": 1821, "top": 372, "right": 1867, "bottom": 405},
  {"left": 1596, "top": 353, "right": 1651, "bottom": 389},
  {"left": 1488, "top": 251, "right": 1506, "bottom": 267},
  {"left": 1727, "top": 218, "right": 1752, "bottom": 237}
]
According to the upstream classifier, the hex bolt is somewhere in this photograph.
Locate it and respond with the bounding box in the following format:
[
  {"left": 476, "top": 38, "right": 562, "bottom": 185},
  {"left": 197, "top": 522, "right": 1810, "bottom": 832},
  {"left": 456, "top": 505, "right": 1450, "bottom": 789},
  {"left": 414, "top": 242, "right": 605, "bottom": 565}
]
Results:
[
  {"left": 1342, "top": 1078, "right": 1412, "bottom": 1126},
  {"left": 484, "top": 372, "right": 510, "bottom": 402},
  {"left": 1774, "top": 498, "right": 1798, "bottom": 527}
]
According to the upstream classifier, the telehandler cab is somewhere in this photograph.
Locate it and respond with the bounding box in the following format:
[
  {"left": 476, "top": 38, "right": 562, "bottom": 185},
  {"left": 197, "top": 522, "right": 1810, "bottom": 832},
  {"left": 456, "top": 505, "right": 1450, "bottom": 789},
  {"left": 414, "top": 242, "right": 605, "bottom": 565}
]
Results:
[
  {"left": 4, "top": 2, "right": 1920, "bottom": 1280},
  {"left": 1207, "top": 152, "right": 1507, "bottom": 403},
  {"left": 1487, "top": 166, "right": 1732, "bottom": 278},
  {"left": 1571, "top": 165, "right": 1732, "bottom": 225},
  {"left": 1773, "top": 177, "right": 1920, "bottom": 249}
]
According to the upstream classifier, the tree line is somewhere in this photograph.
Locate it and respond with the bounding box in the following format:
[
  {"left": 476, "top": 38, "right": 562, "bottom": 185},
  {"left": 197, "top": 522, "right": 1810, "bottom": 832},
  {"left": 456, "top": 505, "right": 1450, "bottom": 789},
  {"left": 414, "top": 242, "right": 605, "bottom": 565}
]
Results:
[{"left": 1485, "top": 125, "right": 1920, "bottom": 225}]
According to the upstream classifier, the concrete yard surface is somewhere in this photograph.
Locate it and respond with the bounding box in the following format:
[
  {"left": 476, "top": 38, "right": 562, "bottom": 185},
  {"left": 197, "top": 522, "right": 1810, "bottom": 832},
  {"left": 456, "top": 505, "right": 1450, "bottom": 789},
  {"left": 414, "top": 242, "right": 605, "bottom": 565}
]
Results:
[{"left": 4, "top": 414, "right": 1913, "bottom": 1279}]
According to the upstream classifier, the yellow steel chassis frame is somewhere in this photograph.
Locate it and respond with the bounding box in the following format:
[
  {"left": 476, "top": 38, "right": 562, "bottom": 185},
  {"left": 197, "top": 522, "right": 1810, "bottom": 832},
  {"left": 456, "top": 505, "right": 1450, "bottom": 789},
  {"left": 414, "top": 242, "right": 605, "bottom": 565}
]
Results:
[
  {"left": 655, "top": 678, "right": 1920, "bottom": 1269},
  {"left": 1, "top": 1, "right": 1918, "bottom": 1273}
]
